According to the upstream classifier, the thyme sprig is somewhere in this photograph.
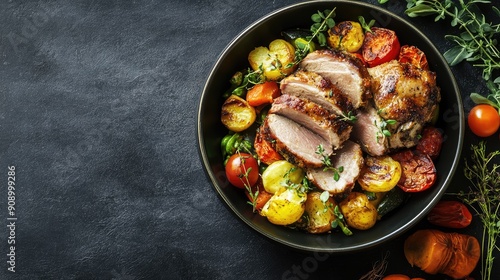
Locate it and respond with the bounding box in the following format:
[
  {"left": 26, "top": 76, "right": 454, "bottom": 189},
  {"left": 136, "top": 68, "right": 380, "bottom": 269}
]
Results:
[
  {"left": 374, "top": 119, "right": 397, "bottom": 143},
  {"left": 315, "top": 144, "right": 344, "bottom": 181},
  {"left": 455, "top": 142, "right": 500, "bottom": 280},
  {"left": 235, "top": 151, "right": 260, "bottom": 213},
  {"left": 319, "top": 190, "right": 353, "bottom": 236}
]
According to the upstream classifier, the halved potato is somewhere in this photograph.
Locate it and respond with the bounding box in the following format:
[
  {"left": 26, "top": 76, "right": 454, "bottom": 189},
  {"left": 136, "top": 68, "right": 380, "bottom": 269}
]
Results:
[
  {"left": 248, "top": 39, "right": 296, "bottom": 81},
  {"left": 305, "top": 192, "right": 335, "bottom": 234},
  {"left": 327, "top": 21, "right": 364, "bottom": 53},
  {"left": 357, "top": 155, "right": 401, "bottom": 193},
  {"left": 260, "top": 187, "right": 306, "bottom": 226},
  {"left": 220, "top": 95, "right": 256, "bottom": 132},
  {"left": 339, "top": 192, "right": 377, "bottom": 230},
  {"left": 261, "top": 160, "right": 304, "bottom": 194}
]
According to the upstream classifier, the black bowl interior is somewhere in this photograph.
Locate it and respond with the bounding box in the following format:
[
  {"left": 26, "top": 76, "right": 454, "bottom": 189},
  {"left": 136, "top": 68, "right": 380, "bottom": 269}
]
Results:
[{"left": 197, "top": 0, "right": 464, "bottom": 253}]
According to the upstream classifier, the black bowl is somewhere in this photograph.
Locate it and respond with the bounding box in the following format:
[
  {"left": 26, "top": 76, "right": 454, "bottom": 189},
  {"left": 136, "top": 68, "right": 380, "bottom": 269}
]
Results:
[{"left": 197, "top": 0, "right": 464, "bottom": 253}]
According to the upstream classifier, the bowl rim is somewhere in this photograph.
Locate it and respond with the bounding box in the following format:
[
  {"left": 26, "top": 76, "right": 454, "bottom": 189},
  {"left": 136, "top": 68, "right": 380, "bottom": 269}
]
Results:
[{"left": 197, "top": 0, "right": 465, "bottom": 252}]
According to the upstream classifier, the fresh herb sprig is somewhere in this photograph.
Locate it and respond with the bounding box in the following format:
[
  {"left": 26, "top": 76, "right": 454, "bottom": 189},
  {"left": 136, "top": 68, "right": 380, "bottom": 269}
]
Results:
[
  {"left": 319, "top": 191, "right": 353, "bottom": 236},
  {"left": 291, "top": 8, "right": 337, "bottom": 66},
  {"left": 315, "top": 144, "right": 344, "bottom": 181},
  {"left": 455, "top": 142, "right": 500, "bottom": 280},
  {"left": 402, "top": 0, "right": 500, "bottom": 81},
  {"left": 470, "top": 77, "right": 500, "bottom": 113},
  {"left": 374, "top": 119, "right": 397, "bottom": 143},
  {"left": 235, "top": 152, "right": 260, "bottom": 213}
]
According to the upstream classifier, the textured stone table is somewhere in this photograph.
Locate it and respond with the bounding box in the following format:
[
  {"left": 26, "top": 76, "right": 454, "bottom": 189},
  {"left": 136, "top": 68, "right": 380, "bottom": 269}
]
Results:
[{"left": 1, "top": 0, "right": 498, "bottom": 279}]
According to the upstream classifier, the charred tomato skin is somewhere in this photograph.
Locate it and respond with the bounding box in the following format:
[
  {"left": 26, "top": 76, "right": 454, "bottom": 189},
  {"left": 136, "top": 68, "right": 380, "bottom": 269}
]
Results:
[
  {"left": 416, "top": 126, "right": 443, "bottom": 159},
  {"left": 392, "top": 150, "right": 436, "bottom": 192},
  {"left": 362, "top": 27, "right": 400, "bottom": 67},
  {"left": 225, "top": 153, "right": 259, "bottom": 189}
]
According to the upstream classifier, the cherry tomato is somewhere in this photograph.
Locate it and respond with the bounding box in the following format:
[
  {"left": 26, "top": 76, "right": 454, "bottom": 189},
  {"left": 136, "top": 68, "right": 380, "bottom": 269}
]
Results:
[
  {"left": 382, "top": 274, "right": 410, "bottom": 280},
  {"left": 254, "top": 129, "right": 283, "bottom": 165},
  {"left": 427, "top": 200, "right": 472, "bottom": 228},
  {"left": 245, "top": 179, "right": 273, "bottom": 211},
  {"left": 398, "top": 45, "right": 429, "bottom": 70},
  {"left": 468, "top": 104, "right": 500, "bottom": 137},
  {"left": 392, "top": 150, "right": 436, "bottom": 192},
  {"left": 225, "top": 153, "right": 259, "bottom": 189},
  {"left": 416, "top": 126, "right": 443, "bottom": 160},
  {"left": 362, "top": 27, "right": 400, "bottom": 67}
]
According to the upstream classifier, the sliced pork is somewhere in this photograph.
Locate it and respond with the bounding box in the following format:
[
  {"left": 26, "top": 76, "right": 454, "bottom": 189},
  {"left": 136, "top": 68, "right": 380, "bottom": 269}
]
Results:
[
  {"left": 299, "top": 49, "right": 371, "bottom": 108},
  {"left": 279, "top": 70, "right": 354, "bottom": 117},
  {"left": 263, "top": 114, "right": 333, "bottom": 169},
  {"left": 350, "top": 104, "right": 388, "bottom": 156},
  {"left": 269, "top": 94, "right": 352, "bottom": 149},
  {"left": 307, "top": 141, "right": 363, "bottom": 194}
]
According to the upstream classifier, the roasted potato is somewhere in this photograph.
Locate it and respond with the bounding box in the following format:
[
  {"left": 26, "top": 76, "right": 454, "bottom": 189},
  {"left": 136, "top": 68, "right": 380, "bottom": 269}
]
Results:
[
  {"left": 339, "top": 192, "right": 377, "bottom": 230},
  {"left": 220, "top": 95, "right": 256, "bottom": 132},
  {"left": 260, "top": 187, "right": 306, "bottom": 226},
  {"left": 304, "top": 192, "right": 336, "bottom": 234},
  {"left": 261, "top": 160, "right": 304, "bottom": 194},
  {"left": 248, "top": 39, "right": 296, "bottom": 81},
  {"left": 327, "top": 21, "right": 364, "bottom": 53},
  {"left": 358, "top": 155, "right": 401, "bottom": 193}
]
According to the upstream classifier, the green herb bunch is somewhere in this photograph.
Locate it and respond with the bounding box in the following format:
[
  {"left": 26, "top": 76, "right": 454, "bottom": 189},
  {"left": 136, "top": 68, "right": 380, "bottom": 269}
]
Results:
[
  {"left": 403, "top": 0, "right": 500, "bottom": 81},
  {"left": 457, "top": 142, "right": 500, "bottom": 280}
]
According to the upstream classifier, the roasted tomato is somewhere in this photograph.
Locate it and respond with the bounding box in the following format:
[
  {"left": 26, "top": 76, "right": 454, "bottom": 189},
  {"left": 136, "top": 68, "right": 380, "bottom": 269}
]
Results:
[
  {"left": 358, "top": 155, "right": 402, "bottom": 192},
  {"left": 416, "top": 126, "right": 443, "bottom": 159},
  {"left": 392, "top": 150, "right": 437, "bottom": 192},
  {"left": 225, "top": 153, "right": 259, "bottom": 189},
  {"left": 382, "top": 275, "right": 410, "bottom": 280},
  {"left": 427, "top": 200, "right": 472, "bottom": 228},
  {"left": 254, "top": 129, "right": 283, "bottom": 165},
  {"left": 245, "top": 179, "right": 273, "bottom": 211},
  {"left": 362, "top": 27, "right": 400, "bottom": 67},
  {"left": 398, "top": 45, "right": 429, "bottom": 70},
  {"left": 468, "top": 104, "right": 500, "bottom": 137},
  {"left": 327, "top": 21, "right": 365, "bottom": 53}
]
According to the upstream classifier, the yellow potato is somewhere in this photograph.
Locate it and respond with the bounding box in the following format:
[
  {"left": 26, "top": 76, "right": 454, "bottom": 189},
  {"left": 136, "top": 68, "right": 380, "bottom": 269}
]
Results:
[
  {"left": 327, "top": 21, "right": 364, "bottom": 53},
  {"left": 261, "top": 160, "right": 304, "bottom": 194},
  {"left": 357, "top": 155, "right": 401, "bottom": 193},
  {"left": 260, "top": 187, "right": 306, "bottom": 226},
  {"left": 220, "top": 95, "right": 256, "bottom": 132},
  {"left": 305, "top": 192, "right": 336, "bottom": 234},
  {"left": 248, "top": 39, "right": 296, "bottom": 81},
  {"left": 339, "top": 192, "right": 377, "bottom": 230}
]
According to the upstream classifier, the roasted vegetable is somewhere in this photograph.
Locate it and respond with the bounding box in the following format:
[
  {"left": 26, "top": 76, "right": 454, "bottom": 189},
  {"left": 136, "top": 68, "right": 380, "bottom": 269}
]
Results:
[
  {"left": 404, "top": 229, "right": 480, "bottom": 279},
  {"left": 245, "top": 180, "right": 273, "bottom": 212},
  {"left": 415, "top": 126, "right": 443, "bottom": 160},
  {"left": 327, "top": 21, "right": 364, "bottom": 52},
  {"left": 225, "top": 153, "right": 259, "bottom": 189},
  {"left": 260, "top": 187, "right": 306, "bottom": 225},
  {"left": 427, "top": 200, "right": 472, "bottom": 229},
  {"left": 358, "top": 155, "right": 402, "bottom": 192},
  {"left": 392, "top": 150, "right": 437, "bottom": 192},
  {"left": 304, "top": 191, "right": 336, "bottom": 234},
  {"left": 362, "top": 27, "right": 400, "bottom": 67},
  {"left": 261, "top": 160, "right": 304, "bottom": 194},
  {"left": 398, "top": 45, "right": 429, "bottom": 70},
  {"left": 248, "top": 39, "right": 296, "bottom": 81},
  {"left": 221, "top": 95, "right": 256, "bottom": 132},
  {"left": 246, "top": 81, "right": 281, "bottom": 107},
  {"left": 254, "top": 128, "right": 283, "bottom": 165},
  {"left": 221, "top": 132, "right": 252, "bottom": 160},
  {"left": 376, "top": 187, "right": 408, "bottom": 220},
  {"left": 339, "top": 192, "right": 377, "bottom": 230}
]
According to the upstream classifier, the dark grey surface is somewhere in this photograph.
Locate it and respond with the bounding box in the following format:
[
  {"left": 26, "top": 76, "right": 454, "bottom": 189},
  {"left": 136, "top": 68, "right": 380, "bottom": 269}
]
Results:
[{"left": 0, "top": 0, "right": 499, "bottom": 279}]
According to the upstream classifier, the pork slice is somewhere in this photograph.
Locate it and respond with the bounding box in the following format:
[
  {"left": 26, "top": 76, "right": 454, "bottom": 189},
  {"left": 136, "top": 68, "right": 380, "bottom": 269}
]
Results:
[
  {"left": 388, "top": 121, "right": 423, "bottom": 149},
  {"left": 264, "top": 114, "right": 332, "bottom": 169},
  {"left": 269, "top": 94, "right": 351, "bottom": 149},
  {"left": 307, "top": 141, "right": 363, "bottom": 194},
  {"left": 279, "top": 70, "right": 354, "bottom": 117},
  {"left": 299, "top": 49, "right": 371, "bottom": 109},
  {"left": 350, "top": 104, "right": 388, "bottom": 156}
]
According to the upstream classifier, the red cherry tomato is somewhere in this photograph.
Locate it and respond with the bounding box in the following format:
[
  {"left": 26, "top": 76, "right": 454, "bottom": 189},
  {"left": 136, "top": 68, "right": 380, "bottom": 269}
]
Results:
[
  {"left": 468, "top": 104, "right": 500, "bottom": 137},
  {"left": 362, "top": 27, "right": 400, "bottom": 67},
  {"left": 392, "top": 150, "right": 436, "bottom": 192},
  {"left": 398, "top": 45, "right": 429, "bottom": 70},
  {"left": 427, "top": 200, "right": 472, "bottom": 229},
  {"left": 416, "top": 126, "right": 443, "bottom": 160},
  {"left": 225, "top": 153, "right": 259, "bottom": 189},
  {"left": 254, "top": 129, "right": 283, "bottom": 165}
]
